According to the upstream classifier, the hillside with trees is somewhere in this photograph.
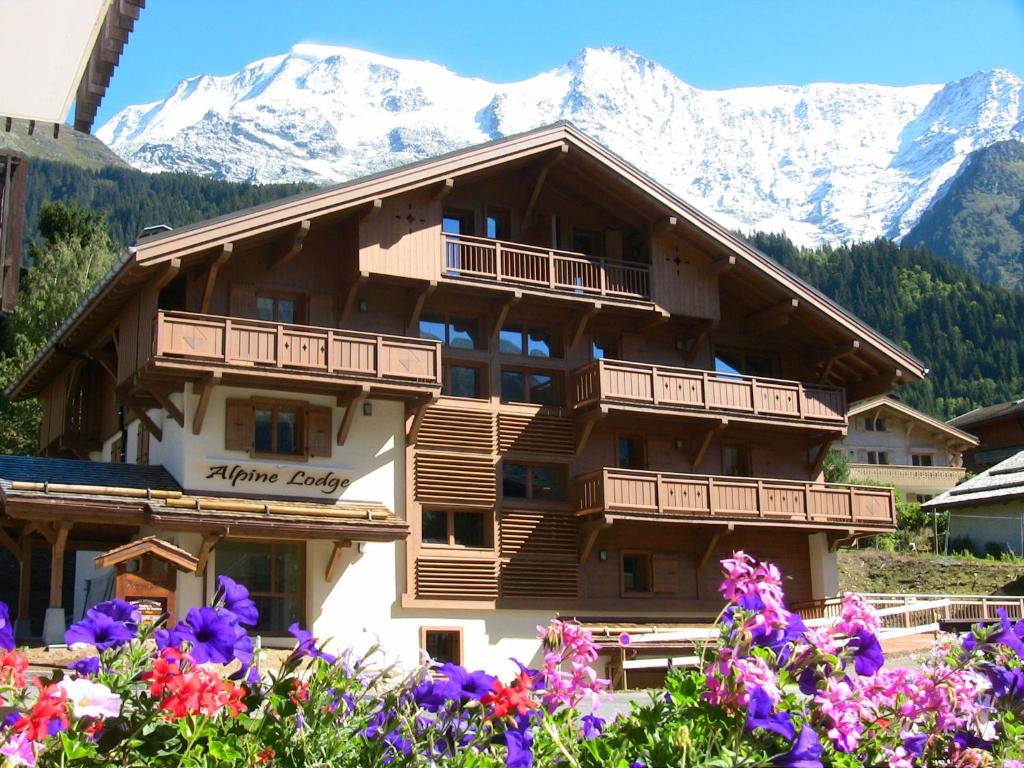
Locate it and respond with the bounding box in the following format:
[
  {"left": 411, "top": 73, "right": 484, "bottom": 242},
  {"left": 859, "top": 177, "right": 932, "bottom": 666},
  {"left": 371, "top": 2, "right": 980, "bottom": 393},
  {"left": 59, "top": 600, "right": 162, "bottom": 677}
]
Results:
[{"left": 748, "top": 232, "right": 1024, "bottom": 419}]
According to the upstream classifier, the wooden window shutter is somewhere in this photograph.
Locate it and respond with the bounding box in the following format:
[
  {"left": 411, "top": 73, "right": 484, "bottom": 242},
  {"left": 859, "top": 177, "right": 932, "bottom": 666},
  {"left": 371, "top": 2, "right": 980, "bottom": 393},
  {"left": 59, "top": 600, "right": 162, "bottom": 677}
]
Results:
[
  {"left": 308, "top": 292, "right": 335, "bottom": 328},
  {"left": 651, "top": 554, "right": 680, "bottom": 595},
  {"left": 229, "top": 284, "right": 257, "bottom": 319},
  {"left": 307, "top": 406, "right": 332, "bottom": 458},
  {"left": 137, "top": 425, "right": 150, "bottom": 465},
  {"left": 225, "top": 399, "right": 253, "bottom": 451}
]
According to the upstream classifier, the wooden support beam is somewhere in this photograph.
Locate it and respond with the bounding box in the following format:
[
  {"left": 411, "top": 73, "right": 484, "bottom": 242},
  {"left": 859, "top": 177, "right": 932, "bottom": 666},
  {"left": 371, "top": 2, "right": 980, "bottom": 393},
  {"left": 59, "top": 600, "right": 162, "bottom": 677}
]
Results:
[
  {"left": 325, "top": 540, "right": 352, "bottom": 581},
  {"left": 200, "top": 243, "right": 233, "bottom": 313},
  {"left": 192, "top": 373, "right": 221, "bottom": 435},
  {"left": 848, "top": 368, "right": 904, "bottom": 401},
  {"left": 49, "top": 522, "right": 72, "bottom": 609},
  {"left": 698, "top": 530, "right": 726, "bottom": 569},
  {"left": 149, "top": 388, "right": 184, "bottom": 429},
  {"left": 269, "top": 220, "right": 311, "bottom": 270},
  {"left": 810, "top": 440, "right": 834, "bottom": 478},
  {"left": 579, "top": 520, "right": 610, "bottom": 564},
  {"left": 336, "top": 386, "right": 370, "bottom": 446},
  {"left": 571, "top": 305, "right": 601, "bottom": 348},
  {"left": 407, "top": 281, "right": 437, "bottom": 334},
  {"left": 522, "top": 143, "right": 568, "bottom": 225},
  {"left": 152, "top": 257, "right": 182, "bottom": 290},
  {"left": 26, "top": 522, "right": 56, "bottom": 546},
  {"left": 653, "top": 216, "right": 678, "bottom": 235},
  {"left": 195, "top": 532, "right": 225, "bottom": 576},
  {"left": 684, "top": 320, "right": 715, "bottom": 365},
  {"left": 713, "top": 255, "right": 737, "bottom": 275},
  {"left": 692, "top": 419, "right": 727, "bottom": 468},
  {"left": 829, "top": 530, "right": 858, "bottom": 553},
  {"left": 745, "top": 299, "right": 798, "bottom": 335},
  {"left": 406, "top": 395, "right": 434, "bottom": 444},
  {"left": 359, "top": 199, "right": 384, "bottom": 222},
  {"left": 129, "top": 407, "right": 163, "bottom": 443},
  {"left": 17, "top": 531, "right": 30, "bottom": 622},
  {"left": 575, "top": 409, "right": 606, "bottom": 455},
  {"left": 0, "top": 528, "right": 25, "bottom": 561},
  {"left": 490, "top": 291, "right": 521, "bottom": 340},
  {"left": 339, "top": 273, "right": 369, "bottom": 323},
  {"left": 808, "top": 340, "right": 861, "bottom": 383},
  {"left": 429, "top": 178, "right": 454, "bottom": 202},
  {"left": 640, "top": 309, "right": 671, "bottom": 333}
]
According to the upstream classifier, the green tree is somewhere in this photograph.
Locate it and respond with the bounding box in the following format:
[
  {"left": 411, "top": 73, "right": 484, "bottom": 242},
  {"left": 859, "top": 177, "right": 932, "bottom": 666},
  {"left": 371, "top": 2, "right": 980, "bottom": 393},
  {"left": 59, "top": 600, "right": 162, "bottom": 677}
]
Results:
[
  {"left": 0, "top": 202, "right": 117, "bottom": 455},
  {"left": 823, "top": 449, "right": 850, "bottom": 484}
]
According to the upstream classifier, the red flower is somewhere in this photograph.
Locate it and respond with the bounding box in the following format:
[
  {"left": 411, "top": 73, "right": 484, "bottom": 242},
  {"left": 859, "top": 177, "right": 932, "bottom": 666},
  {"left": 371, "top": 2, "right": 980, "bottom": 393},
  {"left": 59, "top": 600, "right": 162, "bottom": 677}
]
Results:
[
  {"left": 12, "top": 681, "right": 69, "bottom": 740},
  {"left": 481, "top": 672, "right": 538, "bottom": 719},
  {"left": 0, "top": 650, "right": 27, "bottom": 688},
  {"left": 256, "top": 747, "right": 276, "bottom": 765},
  {"left": 150, "top": 662, "right": 247, "bottom": 720},
  {"left": 289, "top": 679, "right": 309, "bottom": 706}
]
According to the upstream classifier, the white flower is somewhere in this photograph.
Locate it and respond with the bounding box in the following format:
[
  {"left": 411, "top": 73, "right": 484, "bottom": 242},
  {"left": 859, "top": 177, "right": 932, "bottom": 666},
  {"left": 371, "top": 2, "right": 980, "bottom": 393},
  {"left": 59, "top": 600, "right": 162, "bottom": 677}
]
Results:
[{"left": 58, "top": 677, "right": 121, "bottom": 719}]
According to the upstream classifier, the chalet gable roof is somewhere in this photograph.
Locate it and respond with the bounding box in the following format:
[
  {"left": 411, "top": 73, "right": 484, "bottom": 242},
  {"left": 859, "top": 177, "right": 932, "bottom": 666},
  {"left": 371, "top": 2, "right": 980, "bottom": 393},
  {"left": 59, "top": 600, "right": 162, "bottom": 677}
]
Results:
[
  {"left": 94, "top": 535, "right": 199, "bottom": 572},
  {"left": 848, "top": 396, "right": 979, "bottom": 448},
  {"left": 924, "top": 450, "right": 1024, "bottom": 510},
  {"left": 7, "top": 122, "right": 926, "bottom": 400}
]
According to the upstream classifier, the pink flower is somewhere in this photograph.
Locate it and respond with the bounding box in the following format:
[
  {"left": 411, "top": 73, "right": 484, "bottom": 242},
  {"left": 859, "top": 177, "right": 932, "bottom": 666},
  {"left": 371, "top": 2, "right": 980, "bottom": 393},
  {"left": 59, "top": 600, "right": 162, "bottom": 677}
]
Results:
[
  {"left": 0, "top": 732, "right": 37, "bottom": 767},
  {"left": 834, "top": 592, "right": 881, "bottom": 637},
  {"left": 59, "top": 677, "right": 122, "bottom": 719},
  {"left": 814, "top": 678, "right": 871, "bottom": 752}
]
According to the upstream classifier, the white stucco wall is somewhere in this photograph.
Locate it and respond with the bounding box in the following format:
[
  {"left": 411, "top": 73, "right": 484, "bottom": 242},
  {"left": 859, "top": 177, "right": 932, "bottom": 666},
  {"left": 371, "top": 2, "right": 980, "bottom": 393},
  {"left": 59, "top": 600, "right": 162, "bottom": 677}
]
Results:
[{"left": 948, "top": 503, "right": 1024, "bottom": 555}]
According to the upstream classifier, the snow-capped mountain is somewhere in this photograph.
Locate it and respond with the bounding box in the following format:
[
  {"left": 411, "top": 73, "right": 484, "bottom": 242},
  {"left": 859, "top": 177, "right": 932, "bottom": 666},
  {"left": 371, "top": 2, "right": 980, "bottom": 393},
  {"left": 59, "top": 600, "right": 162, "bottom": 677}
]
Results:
[{"left": 97, "top": 45, "right": 1024, "bottom": 245}]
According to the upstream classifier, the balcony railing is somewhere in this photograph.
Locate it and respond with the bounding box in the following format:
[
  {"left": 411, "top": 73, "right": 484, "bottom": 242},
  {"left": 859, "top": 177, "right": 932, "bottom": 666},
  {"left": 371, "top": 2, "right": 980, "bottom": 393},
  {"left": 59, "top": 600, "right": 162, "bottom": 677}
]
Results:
[
  {"left": 142, "top": 310, "right": 442, "bottom": 389},
  {"left": 576, "top": 468, "right": 896, "bottom": 529},
  {"left": 572, "top": 359, "right": 846, "bottom": 426},
  {"left": 848, "top": 464, "right": 967, "bottom": 492},
  {"left": 442, "top": 233, "right": 651, "bottom": 301}
]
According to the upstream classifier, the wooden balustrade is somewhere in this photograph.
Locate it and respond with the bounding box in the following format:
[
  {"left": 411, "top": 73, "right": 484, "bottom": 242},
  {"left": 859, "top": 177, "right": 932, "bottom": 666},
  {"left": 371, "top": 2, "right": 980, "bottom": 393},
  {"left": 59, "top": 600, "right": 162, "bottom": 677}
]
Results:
[
  {"left": 148, "top": 310, "right": 442, "bottom": 388},
  {"left": 572, "top": 359, "right": 846, "bottom": 426},
  {"left": 575, "top": 468, "right": 896, "bottom": 529},
  {"left": 793, "top": 593, "right": 1024, "bottom": 625},
  {"left": 442, "top": 233, "right": 651, "bottom": 301}
]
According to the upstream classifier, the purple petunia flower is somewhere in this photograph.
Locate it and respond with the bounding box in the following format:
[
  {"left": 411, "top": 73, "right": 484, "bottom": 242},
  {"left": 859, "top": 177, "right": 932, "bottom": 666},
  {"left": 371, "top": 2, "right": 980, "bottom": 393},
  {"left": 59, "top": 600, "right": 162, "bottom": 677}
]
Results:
[
  {"left": 65, "top": 611, "right": 135, "bottom": 651},
  {"left": 497, "top": 728, "right": 533, "bottom": 768},
  {"left": 952, "top": 730, "right": 994, "bottom": 752},
  {"left": 987, "top": 664, "right": 1024, "bottom": 700},
  {"left": 0, "top": 602, "right": 14, "bottom": 651},
  {"left": 90, "top": 599, "right": 141, "bottom": 630},
  {"left": 745, "top": 687, "right": 795, "bottom": 742},
  {"left": 217, "top": 576, "right": 259, "bottom": 627},
  {"left": 439, "top": 663, "right": 496, "bottom": 702},
  {"left": 847, "top": 629, "right": 884, "bottom": 676},
  {"left": 903, "top": 733, "right": 927, "bottom": 756},
  {"left": 770, "top": 726, "right": 824, "bottom": 768},
  {"left": 580, "top": 714, "right": 604, "bottom": 740},
  {"left": 67, "top": 656, "right": 100, "bottom": 676},
  {"left": 176, "top": 606, "right": 246, "bottom": 664},
  {"left": 288, "top": 622, "right": 336, "bottom": 664},
  {"left": 986, "top": 609, "right": 1024, "bottom": 656}
]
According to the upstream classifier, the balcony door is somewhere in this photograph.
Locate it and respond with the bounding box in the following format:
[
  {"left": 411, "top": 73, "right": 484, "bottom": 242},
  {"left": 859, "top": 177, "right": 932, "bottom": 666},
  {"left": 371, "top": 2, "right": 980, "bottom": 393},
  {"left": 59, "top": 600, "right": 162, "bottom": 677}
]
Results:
[{"left": 443, "top": 209, "right": 475, "bottom": 276}]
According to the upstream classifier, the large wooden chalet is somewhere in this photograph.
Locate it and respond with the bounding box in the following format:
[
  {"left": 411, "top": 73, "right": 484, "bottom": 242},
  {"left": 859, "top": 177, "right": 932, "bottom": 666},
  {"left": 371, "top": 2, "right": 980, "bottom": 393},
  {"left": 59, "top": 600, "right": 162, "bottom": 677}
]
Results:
[{"left": 3, "top": 123, "right": 925, "bottom": 674}]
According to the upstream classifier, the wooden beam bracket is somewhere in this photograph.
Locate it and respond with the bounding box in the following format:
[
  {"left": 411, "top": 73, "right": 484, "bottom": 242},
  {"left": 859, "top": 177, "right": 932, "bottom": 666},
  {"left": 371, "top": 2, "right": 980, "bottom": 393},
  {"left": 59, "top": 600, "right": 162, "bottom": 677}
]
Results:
[
  {"left": 579, "top": 519, "right": 611, "bottom": 564},
  {"left": 337, "top": 385, "right": 370, "bottom": 446},
  {"left": 692, "top": 418, "right": 727, "bottom": 468},
  {"left": 192, "top": 373, "right": 221, "bottom": 435},
  {"left": 340, "top": 273, "right": 369, "bottom": 323},
  {"left": 149, "top": 387, "right": 185, "bottom": 429},
  {"left": 490, "top": 291, "right": 522, "bottom": 340},
  {"left": 200, "top": 243, "right": 233, "bottom": 313},
  {"left": 429, "top": 178, "right": 454, "bottom": 202},
  {"left": 745, "top": 298, "right": 798, "bottom": 335},
  {"left": 196, "top": 531, "right": 227, "bottom": 576},
  {"left": 129, "top": 406, "right": 163, "bottom": 443},
  {"left": 575, "top": 408, "right": 607, "bottom": 455},
  {"left": 406, "top": 394, "right": 435, "bottom": 444},
  {"left": 407, "top": 281, "right": 437, "bottom": 333},
  {"left": 571, "top": 305, "right": 601, "bottom": 348},
  {"left": 269, "top": 220, "right": 311, "bottom": 270}
]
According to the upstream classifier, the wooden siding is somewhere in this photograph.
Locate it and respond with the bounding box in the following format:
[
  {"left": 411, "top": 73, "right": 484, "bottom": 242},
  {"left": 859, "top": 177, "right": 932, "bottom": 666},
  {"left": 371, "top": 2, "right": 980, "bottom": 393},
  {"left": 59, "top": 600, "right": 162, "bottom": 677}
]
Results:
[
  {"left": 499, "top": 507, "right": 578, "bottom": 599},
  {"left": 418, "top": 404, "right": 495, "bottom": 453},
  {"left": 498, "top": 410, "right": 575, "bottom": 454},
  {"left": 576, "top": 468, "right": 896, "bottom": 530},
  {"left": 649, "top": 232, "right": 719, "bottom": 320},
  {"left": 572, "top": 359, "right": 846, "bottom": 427},
  {"left": 359, "top": 191, "right": 442, "bottom": 281},
  {"left": 414, "top": 451, "right": 496, "bottom": 507},
  {"left": 416, "top": 557, "right": 499, "bottom": 600}
]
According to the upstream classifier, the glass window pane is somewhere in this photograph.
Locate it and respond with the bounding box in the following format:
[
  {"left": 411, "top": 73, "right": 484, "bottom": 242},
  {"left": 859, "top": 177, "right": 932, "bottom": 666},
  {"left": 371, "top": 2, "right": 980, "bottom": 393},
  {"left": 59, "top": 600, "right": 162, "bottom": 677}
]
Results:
[
  {"left": 448, "top": 318, "right": 479, "bottom": 350},
  {"left": 274, "top": 542, "right": 304, "bottom": 593},
  {"left": 618, "top": 437, "right": 643, "bottom": 469},
  {"left": 499, "top": 326, "right": 523, "bottom": 354},
  {"left": 592, "top": 334, "right": 617, "bottom": 360},
  {"left": 501, "top": 370, "right": 526, "bottom": 403},
  {"left": 531, "top": 466, "right": 565, "bottom": 501},
  {"left": 447, "top": 366, "right": 481, "bottom": 398},
  {"left": 527, "top": 328, "right": 561, "bottom": 358},
  {"left": 503, "top": 463, "right": 528, "bottom": 498},
  {"left": 251, "top": 594, "right": 302, "bottom": 635},
  {"left": 714, "top": 352, "right": 744, "bottom": 377},
  {"left": 622, "top": 555, "right": 650, "bottom": 593},
  {"left": 277, "top": 299, "right": 297, "bottom": 324},
  {"left": 422, "top": 510, "right": 448, "bottom": 544},
  {"left": 419, "top": 315, "right": 446, "bottom": 344},
  {"left": 425, "top": 631, "right": 459, "bottom": 664},
  {"left": 256, "top": 296, "right": 275, "bottom": 322},
  {"left": 254, "top": 408, "right": 273, "bottom": 453},
  {"left": 217, "top": 541, "right": 272, "bottom": 593},
  {"left": 744, "top": 354, "right": 775, "bottom": 378},
  {"left": 453, "top": 512, "right": 485, "bottom": 548},
  {"left": 277, "top": 408, "right": 300, "bottom": 455},
  {"left": 528, "top": 373, "right": 561, "bottom": 406}
]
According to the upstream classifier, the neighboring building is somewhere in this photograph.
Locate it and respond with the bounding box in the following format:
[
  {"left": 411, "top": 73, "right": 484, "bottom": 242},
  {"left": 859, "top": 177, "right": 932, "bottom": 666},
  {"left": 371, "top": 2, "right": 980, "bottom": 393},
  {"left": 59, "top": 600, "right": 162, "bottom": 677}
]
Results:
[
  {"left": 841, "top": 396, "right": 978, "bottom": 502},
  {"left": 1, "top": 124, "right": 924, "bottom": 671},
  {"left": 924, "top": 451, "right": 1024, "bottom": 556},
  {"left": 950, "top": 399, "right": 1024, "bottom": 472}
]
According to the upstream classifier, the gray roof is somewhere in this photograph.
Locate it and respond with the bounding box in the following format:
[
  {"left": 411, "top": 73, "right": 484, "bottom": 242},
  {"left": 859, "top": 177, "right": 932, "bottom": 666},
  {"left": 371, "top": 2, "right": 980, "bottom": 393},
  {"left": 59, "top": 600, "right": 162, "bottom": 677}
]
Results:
[
  {"left": 0, "top": 455, "right": 180, "bottom": 491},
  {"left": 949, "top": 398, "right": 1024, "bottom": 429},
  {"left": 923, "top": 450, "right": 1024, "bottom": 510}
]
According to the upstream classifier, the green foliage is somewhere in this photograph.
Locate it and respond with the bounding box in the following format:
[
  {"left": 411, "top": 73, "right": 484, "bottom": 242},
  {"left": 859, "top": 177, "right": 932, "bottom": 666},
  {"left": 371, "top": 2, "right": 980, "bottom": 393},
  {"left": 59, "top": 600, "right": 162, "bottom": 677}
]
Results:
[
  {"left": 905, "top": 139, "right": 1024, "bottom": 290},
  {"left": 822, "top": 450, "right": 850, "bottom": 484},
  {"left": 748, "top": 231, "right": 1024, "bottom": 419}
]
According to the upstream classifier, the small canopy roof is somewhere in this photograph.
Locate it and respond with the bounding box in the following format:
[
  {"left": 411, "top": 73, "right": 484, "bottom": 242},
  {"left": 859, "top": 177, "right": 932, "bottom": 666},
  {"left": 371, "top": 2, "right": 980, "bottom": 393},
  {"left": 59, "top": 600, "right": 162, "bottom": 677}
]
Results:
[
  {"left": 924, "top": 450, "right": 1024, "bottom": 511},
  {"left": 95, "top": 535, "right": 199, "bottom": 572}
]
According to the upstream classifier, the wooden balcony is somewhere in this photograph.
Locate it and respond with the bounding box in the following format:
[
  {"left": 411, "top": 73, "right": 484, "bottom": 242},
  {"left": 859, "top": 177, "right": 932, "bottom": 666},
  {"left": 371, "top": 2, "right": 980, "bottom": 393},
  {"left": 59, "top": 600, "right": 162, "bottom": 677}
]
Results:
[
  {"left": 848, "top": 464, "right": 967, "bottom": 497},
  {"left": 576, "top": 468, "right": 896, "bottom": 531},
  {"left": 572, "top": 359, "right": 847, "bottom": 430},
  {"left": 442, "top": 233, "right": 651, "bottom": 303},
  {"left": 128, "top": 310, "right": 442, "bottom": 397}
]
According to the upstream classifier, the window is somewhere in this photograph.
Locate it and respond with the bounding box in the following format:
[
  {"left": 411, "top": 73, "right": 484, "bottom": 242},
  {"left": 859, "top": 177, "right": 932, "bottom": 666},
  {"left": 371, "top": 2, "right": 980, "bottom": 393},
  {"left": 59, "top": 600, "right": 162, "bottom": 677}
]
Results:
[
  {"left": 422, "top": 628, "right": 463, "bottom": 665},
  {"left": 912, "top": 454, "right": 934, "bottom": 467},
  {"left": 722, "top": 445, "right": 752, "bottom": 477},
  {"left": 442, "top": 364, "right": 486, "bottom": 399},
  {"left": 867, "top": 451, "right": 890, "bottom": 465},
  {"left": 500, "top": 369, "right": 563, "bottom": 406},
  {"left": 499, "top": 324, "right": 562, "bottom": 358},
  {"left": 421, "top": 509, "right": 489, "bottom": 548},
  {"left": 714, "top": 348, "right": 776, "bottom": 378},
  {"left": 617, "top": 435, "right": 646, "bottom": 470},
  {"left": 485, "top": 206, "right": 511, "bottom": 240},
  {"left": 502, "top": 462, "right": 567, "bottom": 501},
  {"left": 443, "top": 210, "right": 474, "bottom": 235},
  {"left": 419, "top": 314, "right": 482, "bottom": 350},
  {"left": 255, "top": 404, "right": 304, "bottom": 456},
  {"left": 592, "top": 332, "right": 619, "bottom": 360},
  {"left": 622, "top": 553, "right": 652, "bottom": 595},
  {"left": 256, "top": 291, "right": 303, "bottom": 324},
  {"left": 216, "top": 540, "right": 304, "bottom": 634},
  {"left": 225, "top": 398, "right": 332, "bottom": 459},
  {"left": 864, "top": 418, "right": 887, "bottom": 432},
  {"left": 572, "top": 229, "right": 601, "bottom": 256}
]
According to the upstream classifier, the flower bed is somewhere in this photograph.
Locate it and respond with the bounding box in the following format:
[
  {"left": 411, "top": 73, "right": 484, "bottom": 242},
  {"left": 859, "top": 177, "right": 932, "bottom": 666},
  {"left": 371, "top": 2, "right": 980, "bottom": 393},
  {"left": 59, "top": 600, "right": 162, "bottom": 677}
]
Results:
[{"left": 0, "top": 553, "right": 1021, "bottom": 766}]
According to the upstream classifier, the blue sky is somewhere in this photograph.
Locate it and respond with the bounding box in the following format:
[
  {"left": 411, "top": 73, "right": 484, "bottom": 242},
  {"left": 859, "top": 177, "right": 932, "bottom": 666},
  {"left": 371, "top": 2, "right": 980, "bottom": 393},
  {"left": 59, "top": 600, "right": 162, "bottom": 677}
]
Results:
[{"left": 94, "top": 0, "right": 1024, "bottom": 127}]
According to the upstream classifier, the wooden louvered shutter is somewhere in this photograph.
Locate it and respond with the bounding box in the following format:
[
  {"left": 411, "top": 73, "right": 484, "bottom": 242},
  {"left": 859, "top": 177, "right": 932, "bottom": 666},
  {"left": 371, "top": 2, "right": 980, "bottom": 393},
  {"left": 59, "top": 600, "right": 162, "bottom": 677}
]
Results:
[
  {"left": 308, "top": 292, "right": 335, "bottom": 328},
  {"left": 652, "top": 555, "right": 680, "bottom": 595},
  {"left": 307, "top": 406, "right": 332, "bottom": 458},
  {"left": 225, "top": 400, "right": 253, "bottom": 451},
  {"left": 229, "top": 284, "right": 257, "bottom": 319}
]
